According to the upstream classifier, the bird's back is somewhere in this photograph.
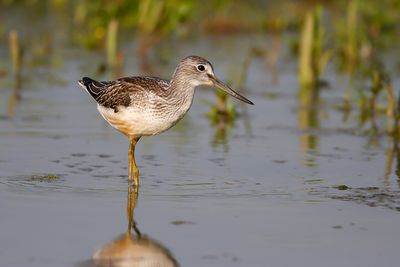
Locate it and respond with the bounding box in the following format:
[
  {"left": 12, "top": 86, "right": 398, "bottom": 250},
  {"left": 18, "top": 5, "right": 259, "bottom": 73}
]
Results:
[{"left": 78, "top": 76, "right": 170, "bottom": 112}]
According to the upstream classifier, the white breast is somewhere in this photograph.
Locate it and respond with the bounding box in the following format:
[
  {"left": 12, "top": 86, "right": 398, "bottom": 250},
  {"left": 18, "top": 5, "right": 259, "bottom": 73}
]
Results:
[{"left": 97, "top": 94, "right": 194, "bottom": 138}]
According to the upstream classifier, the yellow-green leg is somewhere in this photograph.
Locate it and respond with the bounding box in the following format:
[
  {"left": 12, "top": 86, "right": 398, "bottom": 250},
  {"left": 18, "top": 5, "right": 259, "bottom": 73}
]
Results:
[{"left": 128, "top": 137, "right": 140, "bottom": 186}]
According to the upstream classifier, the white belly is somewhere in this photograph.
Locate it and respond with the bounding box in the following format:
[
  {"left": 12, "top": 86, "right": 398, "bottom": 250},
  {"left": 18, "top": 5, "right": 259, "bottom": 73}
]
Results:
[{"left": 97, "top": 104, "right": 188, "bottom": 138}]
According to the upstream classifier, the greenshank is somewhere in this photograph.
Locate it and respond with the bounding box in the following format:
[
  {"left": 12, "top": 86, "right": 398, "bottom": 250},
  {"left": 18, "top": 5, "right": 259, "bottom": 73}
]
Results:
[{"left": 79, "top": 56, "right": 253, "bottom": 186}]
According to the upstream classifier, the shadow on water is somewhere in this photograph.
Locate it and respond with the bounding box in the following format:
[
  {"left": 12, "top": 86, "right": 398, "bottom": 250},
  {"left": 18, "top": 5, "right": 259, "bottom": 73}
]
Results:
[{"left": 79, "top": 181, "right": 179, "bottom": 267}]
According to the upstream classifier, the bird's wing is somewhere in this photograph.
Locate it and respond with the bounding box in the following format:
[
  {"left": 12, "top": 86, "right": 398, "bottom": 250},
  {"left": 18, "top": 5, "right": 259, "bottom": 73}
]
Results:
[{"left": 78, "top": 76, "right": 170, "bottom": 112}]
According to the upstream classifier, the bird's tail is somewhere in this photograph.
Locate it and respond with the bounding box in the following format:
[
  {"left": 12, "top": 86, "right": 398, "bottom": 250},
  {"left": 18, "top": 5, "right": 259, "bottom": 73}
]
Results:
[{"left": 78, "top": 77, "right": 105, "bottom": 99}]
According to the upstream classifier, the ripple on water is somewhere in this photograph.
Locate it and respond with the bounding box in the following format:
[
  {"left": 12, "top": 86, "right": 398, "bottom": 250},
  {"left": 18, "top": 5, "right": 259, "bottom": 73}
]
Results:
[
  {"left": 330, "top": 187, "right": 400, "bottom": 212},
  {"left": 0, "top": 173, "right": 128, "bottom": 196},
  {"left": 144, "top": 176, "right": 292, "bottom": 201},
  {"left": 0, "top": 170, "right": 295, "bottom": 206}
]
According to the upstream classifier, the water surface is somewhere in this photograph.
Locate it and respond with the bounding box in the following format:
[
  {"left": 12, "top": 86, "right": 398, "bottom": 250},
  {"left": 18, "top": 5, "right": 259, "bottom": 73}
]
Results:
[{"left": 1, "top": 30, "right": 400, "bottom": 267}]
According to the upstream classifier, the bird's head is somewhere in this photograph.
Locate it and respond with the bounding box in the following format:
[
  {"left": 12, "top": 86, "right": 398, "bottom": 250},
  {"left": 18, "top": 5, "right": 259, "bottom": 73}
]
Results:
[{"left": 175, "top": 56, "right": 254, "bottom": 105}]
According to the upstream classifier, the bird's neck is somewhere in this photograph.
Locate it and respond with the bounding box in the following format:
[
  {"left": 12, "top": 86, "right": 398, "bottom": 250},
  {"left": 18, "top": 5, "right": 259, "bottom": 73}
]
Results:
[
  {"left": 168, "top": 71, "right": 196, "bottom": 111},
  {"left": 169, "top": 70, "right": 196, "bottom": 98}
]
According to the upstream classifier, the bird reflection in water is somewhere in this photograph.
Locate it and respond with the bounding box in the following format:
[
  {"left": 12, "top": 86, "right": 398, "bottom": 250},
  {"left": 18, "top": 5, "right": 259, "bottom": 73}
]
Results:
[{"left": 91, "top": 181, "right": 179, "bottom": 267}]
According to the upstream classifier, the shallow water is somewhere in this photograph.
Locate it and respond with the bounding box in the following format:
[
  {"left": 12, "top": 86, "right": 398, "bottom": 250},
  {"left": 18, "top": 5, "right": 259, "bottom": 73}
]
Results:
[{"left": 1, "top": 27, "right": 400, "bottom": 267}]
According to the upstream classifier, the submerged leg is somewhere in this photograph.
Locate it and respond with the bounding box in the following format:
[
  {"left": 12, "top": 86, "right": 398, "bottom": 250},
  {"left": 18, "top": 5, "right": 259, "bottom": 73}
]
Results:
[{"left": 128, "top": 137, "right": 140, "bottom": 186}]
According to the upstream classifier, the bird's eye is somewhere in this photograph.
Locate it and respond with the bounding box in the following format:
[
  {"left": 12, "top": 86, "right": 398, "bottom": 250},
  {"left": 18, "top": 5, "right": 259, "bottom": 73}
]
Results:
[{"left": 196, "top": 64, "right": 206, "bottom": 72}]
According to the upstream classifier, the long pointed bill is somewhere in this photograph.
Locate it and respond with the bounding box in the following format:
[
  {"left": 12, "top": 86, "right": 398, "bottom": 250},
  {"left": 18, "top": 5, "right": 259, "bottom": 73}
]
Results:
[{"left": 212, "top": 78, "right": 254, "bottom": 105}]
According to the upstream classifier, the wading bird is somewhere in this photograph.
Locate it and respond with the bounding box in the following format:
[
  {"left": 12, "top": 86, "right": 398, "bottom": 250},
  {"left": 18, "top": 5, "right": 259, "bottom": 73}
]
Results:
[{"left": 79, "top": 56, "right": 253, "bottom": 186}]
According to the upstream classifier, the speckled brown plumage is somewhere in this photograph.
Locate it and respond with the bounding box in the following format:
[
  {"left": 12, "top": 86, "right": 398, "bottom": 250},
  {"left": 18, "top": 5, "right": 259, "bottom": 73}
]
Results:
[{"left": 79, "top": 76, "right": 170, "bottom": 112}]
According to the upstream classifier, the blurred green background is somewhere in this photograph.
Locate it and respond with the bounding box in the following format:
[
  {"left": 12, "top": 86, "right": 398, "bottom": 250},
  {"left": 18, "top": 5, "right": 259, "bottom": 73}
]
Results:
[{"left": 1, "top": 0, "right": 400, "bottom": 133}]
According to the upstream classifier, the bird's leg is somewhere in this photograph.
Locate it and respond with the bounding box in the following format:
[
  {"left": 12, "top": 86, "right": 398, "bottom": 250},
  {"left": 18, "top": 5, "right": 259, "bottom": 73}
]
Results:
[
  {"left": 128, "top": 137, "right": 140, "bottom": 186},
  {"left": 128, "top": 141, "right": 133, "bottom": 181}
]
